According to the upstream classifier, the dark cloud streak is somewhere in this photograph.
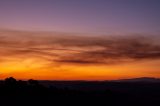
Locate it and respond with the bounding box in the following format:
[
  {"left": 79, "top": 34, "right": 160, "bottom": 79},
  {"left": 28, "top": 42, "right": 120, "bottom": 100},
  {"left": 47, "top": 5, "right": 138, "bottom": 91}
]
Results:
[{"left": 0, "top": 30, "right": 160, "bottom": 65}]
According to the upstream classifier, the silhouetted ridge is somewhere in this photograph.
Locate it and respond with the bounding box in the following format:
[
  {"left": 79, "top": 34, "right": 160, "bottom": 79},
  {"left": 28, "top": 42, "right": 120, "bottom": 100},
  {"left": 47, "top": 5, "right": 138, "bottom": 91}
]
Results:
[
  {"left": 114, "top": 77, "right": 160, "bottom": 82},
  {"left": 0, "top": 77, "right": 160, "bottom": 106}
]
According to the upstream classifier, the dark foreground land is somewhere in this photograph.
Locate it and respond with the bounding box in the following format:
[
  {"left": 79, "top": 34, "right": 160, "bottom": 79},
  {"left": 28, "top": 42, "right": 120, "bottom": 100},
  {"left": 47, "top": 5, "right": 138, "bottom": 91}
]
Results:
[{"left": 0, "top": 77, "right": 160, "bottom": 106}]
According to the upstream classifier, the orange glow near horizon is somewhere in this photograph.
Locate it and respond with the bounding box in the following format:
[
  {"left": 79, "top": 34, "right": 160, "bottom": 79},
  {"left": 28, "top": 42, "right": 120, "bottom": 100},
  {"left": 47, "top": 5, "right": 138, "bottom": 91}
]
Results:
[{"left": 0, "top": 58, "right": 160, "bottom": 80}]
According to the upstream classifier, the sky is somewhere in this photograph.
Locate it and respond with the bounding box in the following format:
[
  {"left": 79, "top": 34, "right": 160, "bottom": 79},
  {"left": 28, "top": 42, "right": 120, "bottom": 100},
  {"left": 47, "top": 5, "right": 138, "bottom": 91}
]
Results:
[
  {"left": 0, "top": 0, "right": 160, "bottom": 34},
  {"left": 0, "top": 0, "right": 160, "bottom": 80}
]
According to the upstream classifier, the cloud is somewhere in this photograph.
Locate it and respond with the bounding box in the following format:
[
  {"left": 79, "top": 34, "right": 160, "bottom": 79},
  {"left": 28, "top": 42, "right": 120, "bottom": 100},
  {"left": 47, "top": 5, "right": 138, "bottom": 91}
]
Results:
[
  {"left": 55, "top": 59, "right": 103, "bottom": 64},
  {"left": 0, "top": 30, "right": 160, "bottom": 65},
  {"left": 54, "top": 35, "right": 160, "bottom": 65}
]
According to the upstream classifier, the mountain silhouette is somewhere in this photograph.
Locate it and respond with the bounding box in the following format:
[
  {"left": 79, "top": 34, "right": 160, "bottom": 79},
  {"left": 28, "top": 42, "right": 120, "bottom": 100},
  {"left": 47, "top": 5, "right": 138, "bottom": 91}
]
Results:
[
  {"left": 114, "top": 77, "right": 160, "bottom": 82},
  {"left": 0, "top": 77, "right": 160, "bottom": 106}
]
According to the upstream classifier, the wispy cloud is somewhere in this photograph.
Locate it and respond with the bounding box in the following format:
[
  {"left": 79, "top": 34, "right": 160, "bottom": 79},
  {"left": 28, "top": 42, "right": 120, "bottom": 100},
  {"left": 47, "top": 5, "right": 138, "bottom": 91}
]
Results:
[{"left": 0, "top": 30, "right": 160, "bottom": 65}]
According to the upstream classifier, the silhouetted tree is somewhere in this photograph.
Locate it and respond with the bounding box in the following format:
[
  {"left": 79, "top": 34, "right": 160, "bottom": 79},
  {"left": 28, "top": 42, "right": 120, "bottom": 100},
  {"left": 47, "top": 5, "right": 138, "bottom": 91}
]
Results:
[{"left": 4, "top": 77, "right": 17, "bottom": 86}]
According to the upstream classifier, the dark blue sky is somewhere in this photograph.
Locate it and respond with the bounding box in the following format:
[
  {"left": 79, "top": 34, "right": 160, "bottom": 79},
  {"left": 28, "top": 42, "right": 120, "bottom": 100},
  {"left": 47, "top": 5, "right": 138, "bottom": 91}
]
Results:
[{"left": 0, "top": 0, "right": 160, "bottom": 34}]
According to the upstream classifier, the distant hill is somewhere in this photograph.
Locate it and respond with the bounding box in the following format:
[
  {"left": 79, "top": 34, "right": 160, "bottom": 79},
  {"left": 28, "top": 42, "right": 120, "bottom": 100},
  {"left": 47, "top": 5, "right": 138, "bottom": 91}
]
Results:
[{"left": 114, "top": 77, "right": 160, "bottom": 82}]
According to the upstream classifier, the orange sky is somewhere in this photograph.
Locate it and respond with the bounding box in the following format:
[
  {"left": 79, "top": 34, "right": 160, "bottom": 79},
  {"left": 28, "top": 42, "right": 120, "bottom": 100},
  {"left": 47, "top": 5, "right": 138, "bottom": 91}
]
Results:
[{"left": 0, "top": 30, "right": 160, "bottom": 80}]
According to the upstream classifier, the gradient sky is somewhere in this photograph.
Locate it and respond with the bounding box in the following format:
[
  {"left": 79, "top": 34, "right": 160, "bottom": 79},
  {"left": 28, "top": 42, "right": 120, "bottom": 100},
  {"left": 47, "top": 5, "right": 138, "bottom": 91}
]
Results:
[
  {"left": 0, "top": 0, "right": 160, "bottom": 80},
  {"left": 0, "top": 0, "right": 160, "bottom": 34}
]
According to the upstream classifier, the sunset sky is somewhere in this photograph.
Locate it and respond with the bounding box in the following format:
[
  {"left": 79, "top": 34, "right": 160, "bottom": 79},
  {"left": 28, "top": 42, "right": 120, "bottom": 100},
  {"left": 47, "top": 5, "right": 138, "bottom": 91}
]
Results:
[{"left": 0, "top": 0, "right": 160, "bottom": 80}]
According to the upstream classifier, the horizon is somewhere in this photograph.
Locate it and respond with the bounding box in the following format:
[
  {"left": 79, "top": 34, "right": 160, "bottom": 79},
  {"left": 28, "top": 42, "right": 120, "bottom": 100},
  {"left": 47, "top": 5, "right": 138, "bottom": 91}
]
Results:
[{"left": 0, "top": 76, "right": 159, "bottom": 81}]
